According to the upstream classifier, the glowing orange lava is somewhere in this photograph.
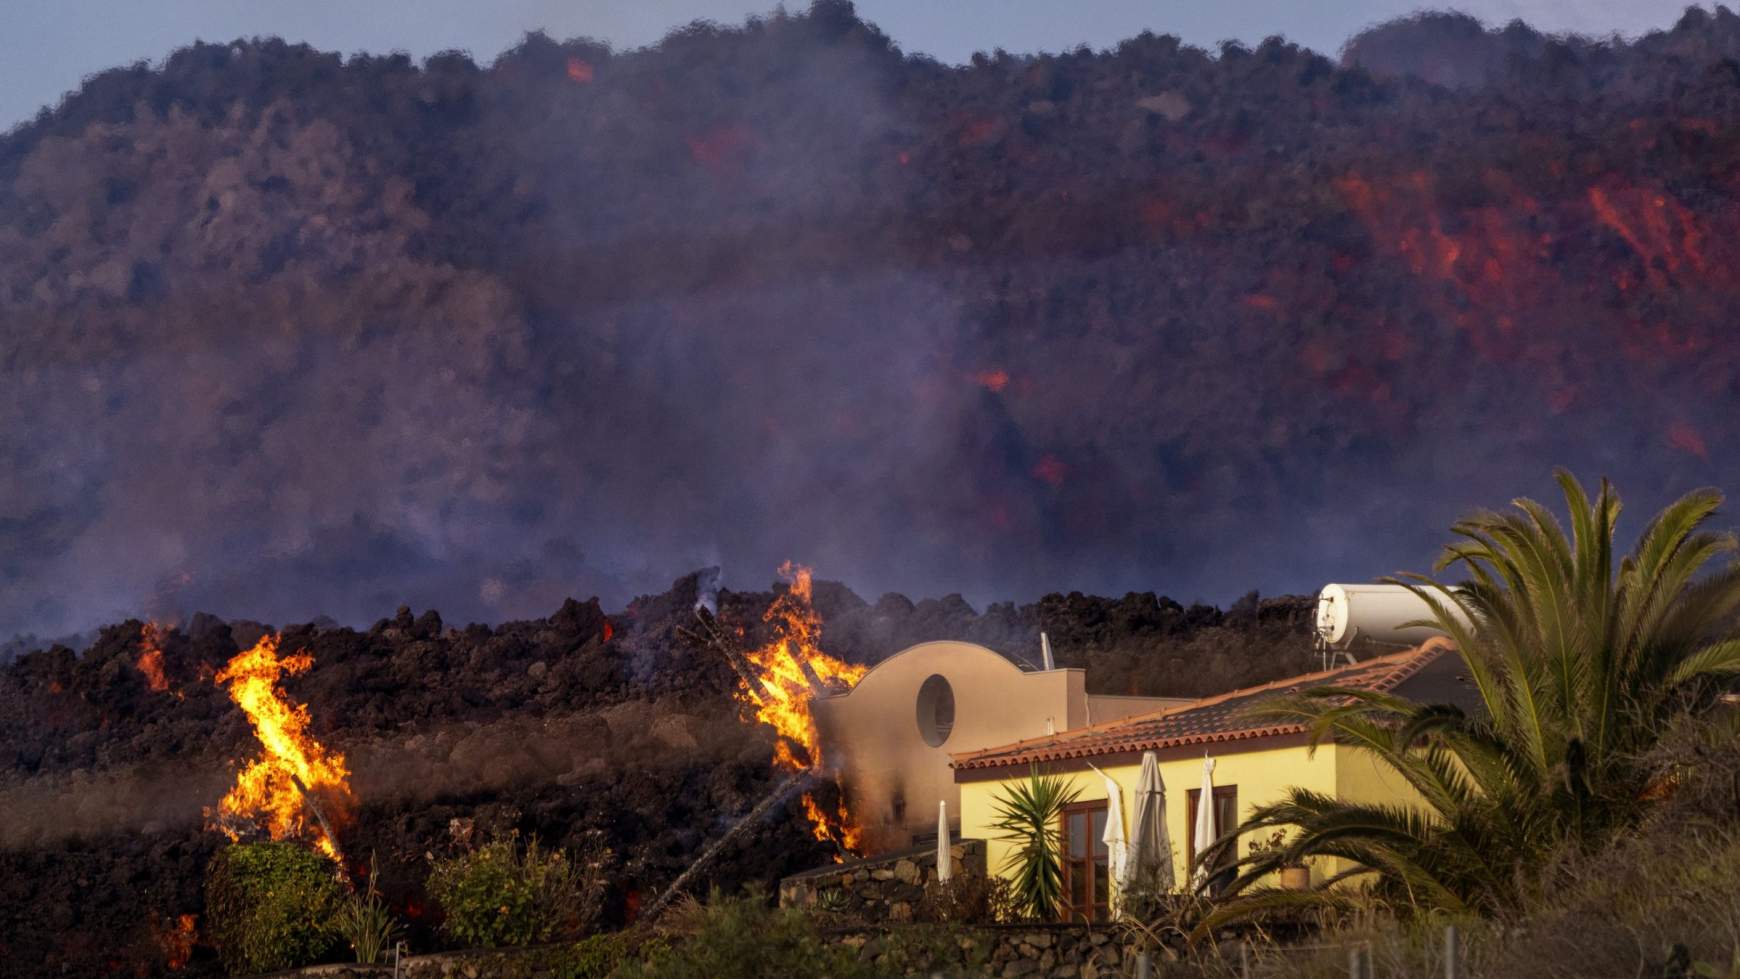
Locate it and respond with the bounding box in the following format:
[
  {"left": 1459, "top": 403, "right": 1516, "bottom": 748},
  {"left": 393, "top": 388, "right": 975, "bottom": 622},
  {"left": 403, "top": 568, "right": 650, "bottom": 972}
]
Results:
[
  {"left": 157, "top": 913, "right": 196, "bottom": 971},
  {"left": 973, "top": 368, "right": 1010, "bottom": 393},
  {"left": 738, "top": 563, "right": 867, "bottom": 852},
  {"left": 135, "top": 621, "right": 173, "bottom": 694},
  {"left": 208, "top": 635, "right": 352, "bottom": 860}
]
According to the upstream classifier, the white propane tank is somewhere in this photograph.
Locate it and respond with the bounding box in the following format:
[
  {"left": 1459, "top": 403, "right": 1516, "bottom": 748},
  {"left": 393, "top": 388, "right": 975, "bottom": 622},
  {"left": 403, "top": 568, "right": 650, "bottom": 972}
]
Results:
[{"left": 1315, "top": 583, "right": 1467, "bottom": 650}]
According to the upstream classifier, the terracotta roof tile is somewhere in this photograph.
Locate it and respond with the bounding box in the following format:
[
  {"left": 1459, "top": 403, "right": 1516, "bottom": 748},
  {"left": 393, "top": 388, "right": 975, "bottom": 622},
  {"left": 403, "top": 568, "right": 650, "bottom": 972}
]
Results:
[{"left": 951, "top": 639, "right": 1452, "bottom": 773}]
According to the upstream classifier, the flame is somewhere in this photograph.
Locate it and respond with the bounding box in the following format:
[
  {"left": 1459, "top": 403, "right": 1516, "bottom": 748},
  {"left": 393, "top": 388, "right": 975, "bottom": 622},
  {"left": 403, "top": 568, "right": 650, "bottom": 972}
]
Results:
[
  {"left": 208, "top": 635, "right": 352, "bottom": 860},
  {"left": 135, "top": 622, "right": 172, "bottom": 694},
  {"left": 565, "top": 57, "right": 594, "bottom": 84},
  {"left": 155, "top": 913, "right": 195, "bottom": 971},
  {"left": 800, "top": 792, "right": 862, "bottom": 860},
  {"left": 737, "top": 563, "right": 867, "bottom": 851}
]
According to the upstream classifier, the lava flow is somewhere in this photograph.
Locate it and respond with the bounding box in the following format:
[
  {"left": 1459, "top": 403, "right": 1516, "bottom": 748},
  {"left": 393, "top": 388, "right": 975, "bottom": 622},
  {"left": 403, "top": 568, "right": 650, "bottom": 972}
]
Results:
[
  {"left": 154, "top": 913, "right": 196, "bottom": 972},
  {"left": 738, "top": 563, "right": 868, "bottom": 853},
  {"left": 208, "top": 634, "right": 353, "bottom": 860},
  {"left": 135, "top": 621, "right": 173, "bottom": 694}
]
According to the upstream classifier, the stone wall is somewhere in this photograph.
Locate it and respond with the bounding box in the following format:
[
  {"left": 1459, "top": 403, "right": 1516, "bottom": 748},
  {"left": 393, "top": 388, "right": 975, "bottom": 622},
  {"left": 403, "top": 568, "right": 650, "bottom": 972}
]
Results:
[
  {"left": 827, "top": 923, "right": 1128, "bottom": 979},
  {"left": 778, "top": 838, "right": 987, "bottom": 921},
  {"left": 269, "top": 943, "right": 610, "bottom": 979}
]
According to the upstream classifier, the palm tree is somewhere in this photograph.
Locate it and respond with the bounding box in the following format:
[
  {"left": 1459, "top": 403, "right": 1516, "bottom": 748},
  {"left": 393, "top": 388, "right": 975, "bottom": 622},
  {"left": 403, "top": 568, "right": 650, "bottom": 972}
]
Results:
[
  {"left": 1208, "top": 471, "right": 1740, "bottom": 917},
  {"left": 990, "top": 769, "right": 1081, "bottom": 920}
]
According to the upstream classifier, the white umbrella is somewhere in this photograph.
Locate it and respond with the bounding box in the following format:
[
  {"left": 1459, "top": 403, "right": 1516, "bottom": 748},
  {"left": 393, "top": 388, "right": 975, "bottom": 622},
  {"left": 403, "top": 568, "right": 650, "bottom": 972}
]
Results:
[
  {"left": 1127, "top": 751, "right": 1174, "bottom": 893},
  {"left": 1101, "top": 773, "right": 1128, "bottom": 913},
  {"left": 936, "top": 800, "right": 952, "bottom": 884},
  {"left": 1191, "top": 755, "right": 1218, "bottom": 887}
]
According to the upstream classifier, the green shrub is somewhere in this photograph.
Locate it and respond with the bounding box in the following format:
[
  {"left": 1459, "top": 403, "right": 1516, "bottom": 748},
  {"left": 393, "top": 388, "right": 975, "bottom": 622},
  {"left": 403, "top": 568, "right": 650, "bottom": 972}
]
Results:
[
  {"left": 204, "top": 842, "right": 344, "bottom": 974},
  {"left": 552, "top": 932, "right": 631, "bottom": 979},
  {"left": 427, "top": 832, "right": 607, "bottom": 948},
  {"left": 617, "top": 890, "right": 880, "bottom": 979}
]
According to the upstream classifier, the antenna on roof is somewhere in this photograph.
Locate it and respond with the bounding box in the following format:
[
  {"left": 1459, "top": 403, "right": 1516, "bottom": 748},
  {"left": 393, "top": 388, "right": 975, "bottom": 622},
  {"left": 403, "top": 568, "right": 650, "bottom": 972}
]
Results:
[{"left": 1040, "top": 631, "right": 1055, "bottom": 671}]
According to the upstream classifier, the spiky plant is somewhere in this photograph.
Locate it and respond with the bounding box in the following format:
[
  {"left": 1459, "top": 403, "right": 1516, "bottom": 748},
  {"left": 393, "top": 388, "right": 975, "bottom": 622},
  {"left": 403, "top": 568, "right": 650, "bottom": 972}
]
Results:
[
  {"left": 333, "top": 853, "right": 401, "bottom": 964},
  {"left": 1208, "top": 471, "right": 1740, "bottom": 920},
  {"left": 990, "top": 768, "right": 1081, "bottom": 920}
]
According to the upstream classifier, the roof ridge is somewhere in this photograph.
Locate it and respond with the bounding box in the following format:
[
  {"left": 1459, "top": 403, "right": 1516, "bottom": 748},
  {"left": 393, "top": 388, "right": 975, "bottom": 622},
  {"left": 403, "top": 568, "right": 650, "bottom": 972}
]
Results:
[{"left": 950, "top": 640, "right": 1452, "bottom": 771}]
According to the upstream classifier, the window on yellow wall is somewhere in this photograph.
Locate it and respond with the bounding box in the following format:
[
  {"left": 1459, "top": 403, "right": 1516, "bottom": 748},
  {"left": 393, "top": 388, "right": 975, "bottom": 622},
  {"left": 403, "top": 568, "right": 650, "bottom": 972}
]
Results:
[
  {"left": 1185, "top": 785, "right": 1239, "bottom": 895},
  {"left": 1059, "top": 802, "right": 1110, "bottom": 923}
]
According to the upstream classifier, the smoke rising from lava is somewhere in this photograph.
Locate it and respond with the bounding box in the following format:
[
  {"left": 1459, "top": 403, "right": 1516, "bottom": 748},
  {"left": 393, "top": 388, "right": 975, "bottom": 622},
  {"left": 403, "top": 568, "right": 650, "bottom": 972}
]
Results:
[{"left": 2, "top": 4, "right": 1739, "bottom": 642}]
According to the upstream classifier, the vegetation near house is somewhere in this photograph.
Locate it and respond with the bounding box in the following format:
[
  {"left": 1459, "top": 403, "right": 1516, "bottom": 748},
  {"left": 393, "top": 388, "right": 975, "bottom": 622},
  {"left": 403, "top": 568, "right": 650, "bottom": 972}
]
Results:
[
  {"left": 990, "top": 769, "right": 1082, "bottom": 921},
  {"left": 1213, "top": 471, "right": 1740, "bottom": 920},
  {"left": 333, "top": 853, "right": 402, "bottom": 964},
  {"left": 617, "top": 890, "right": 884, "bottom": 979},
  {"left": 203, "top": 841, "right": 344, "bottom": 974},
  {"left": 427, "top": 831, "right": 610, "bottom": 948}
]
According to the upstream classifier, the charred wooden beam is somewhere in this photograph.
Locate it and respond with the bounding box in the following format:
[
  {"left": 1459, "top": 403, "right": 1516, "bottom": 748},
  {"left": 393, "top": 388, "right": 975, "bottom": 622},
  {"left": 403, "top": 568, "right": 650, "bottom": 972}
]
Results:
[{"left": 678, "top": 608, "right": 774, "bottom": 702}]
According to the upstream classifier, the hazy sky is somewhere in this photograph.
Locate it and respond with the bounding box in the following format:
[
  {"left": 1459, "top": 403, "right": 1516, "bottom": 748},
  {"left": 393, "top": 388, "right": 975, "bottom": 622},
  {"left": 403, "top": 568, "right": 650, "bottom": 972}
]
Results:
[{"left": 1, "top": 0, "right": 1710, "bottom": 133}]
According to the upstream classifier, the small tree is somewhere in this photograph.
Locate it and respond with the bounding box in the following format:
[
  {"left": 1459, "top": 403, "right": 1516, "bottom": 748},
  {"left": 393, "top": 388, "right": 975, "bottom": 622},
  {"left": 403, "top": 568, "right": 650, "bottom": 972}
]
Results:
[
  {"left": 990, "top": 768, "right": 1081, "bottom": 920},
  {"left": 205, "top": 842, "right": 344, "bottom": 974}
]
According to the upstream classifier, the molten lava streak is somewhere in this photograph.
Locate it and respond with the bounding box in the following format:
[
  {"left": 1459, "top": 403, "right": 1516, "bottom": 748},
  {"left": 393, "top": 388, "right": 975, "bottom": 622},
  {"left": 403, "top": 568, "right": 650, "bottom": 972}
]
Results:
[
  {"left": 136, "top": 621, "right": 173, "bottom": 693},
  {"left": 209, "top": 635, "right": 352, "bottom": 860},
  {"left": 739, "top": 563, "right": 867, "bottom": 853},
  {"left": 156, "top": 913, "right": 196, "bottom": 971}
]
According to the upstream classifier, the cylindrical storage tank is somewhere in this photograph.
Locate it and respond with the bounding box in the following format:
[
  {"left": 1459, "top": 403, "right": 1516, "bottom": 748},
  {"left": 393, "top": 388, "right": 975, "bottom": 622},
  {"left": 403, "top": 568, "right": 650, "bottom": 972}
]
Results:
[{"left": 1315, "top": 583, "right": 1468, "bottom": 649}]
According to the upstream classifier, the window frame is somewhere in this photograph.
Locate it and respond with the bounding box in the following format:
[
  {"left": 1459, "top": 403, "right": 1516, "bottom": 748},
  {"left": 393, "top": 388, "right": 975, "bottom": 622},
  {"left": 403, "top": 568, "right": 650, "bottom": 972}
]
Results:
[{"left": 1057, "top": 800, "right": 1111, "bottom": 923}]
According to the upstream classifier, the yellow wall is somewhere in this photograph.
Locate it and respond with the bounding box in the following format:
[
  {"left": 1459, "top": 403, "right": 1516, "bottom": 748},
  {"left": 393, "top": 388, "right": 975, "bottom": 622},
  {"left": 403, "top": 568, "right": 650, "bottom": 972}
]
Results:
[{"left": 958, "top": 738, "right": 1347, "bottom": 894}]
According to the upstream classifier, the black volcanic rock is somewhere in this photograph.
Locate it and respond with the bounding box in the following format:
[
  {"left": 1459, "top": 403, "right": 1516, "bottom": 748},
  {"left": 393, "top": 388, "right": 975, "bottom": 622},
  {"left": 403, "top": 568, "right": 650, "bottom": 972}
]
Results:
[
  {"left": 6, "top": 5, "right": 1740, "bottom": 639},
  {"left": 0, "top": 575, "right": 1310, "bottom": 975}
]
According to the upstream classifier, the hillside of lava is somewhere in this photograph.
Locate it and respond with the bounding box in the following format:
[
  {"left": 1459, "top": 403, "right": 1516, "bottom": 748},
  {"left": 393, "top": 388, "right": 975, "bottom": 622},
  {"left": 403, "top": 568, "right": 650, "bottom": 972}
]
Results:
[
  {"left": 0, "top": 571, "right": 1309, "bottom": 975},
  {"left": 8, "top": 4, "right": 1740, "bottom": 641}
]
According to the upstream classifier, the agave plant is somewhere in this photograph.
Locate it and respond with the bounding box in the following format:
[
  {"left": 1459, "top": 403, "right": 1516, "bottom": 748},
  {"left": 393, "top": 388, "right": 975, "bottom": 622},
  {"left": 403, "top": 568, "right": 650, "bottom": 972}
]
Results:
[
  {"left": 990, "top": 768, "right": 1081, "bottom": 920},
  {"left": 1207, "top": 471, "right": 1740, "bottom": 919}
]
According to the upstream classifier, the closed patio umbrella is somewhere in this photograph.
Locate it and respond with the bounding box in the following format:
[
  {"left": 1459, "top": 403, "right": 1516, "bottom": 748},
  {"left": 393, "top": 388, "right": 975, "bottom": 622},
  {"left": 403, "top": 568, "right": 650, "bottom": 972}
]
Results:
[
  {"left": 1191, "top": 755, "right": 1217, "bottom": 888},
  {"left": 936, "top": 800, "right": 952, "bottom": 884},
  {"left": 1099, "top": 770, "right": 1128, "bottom": 911},
  {"left": 1126, "top": 750, "right": 1174, "bottom": 893}
]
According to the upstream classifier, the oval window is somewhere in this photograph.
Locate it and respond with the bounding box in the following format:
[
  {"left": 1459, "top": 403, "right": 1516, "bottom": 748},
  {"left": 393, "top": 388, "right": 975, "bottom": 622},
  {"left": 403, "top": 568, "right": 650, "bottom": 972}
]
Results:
[{"left": 916, "top": 674, "right": 956, "bottom": 748}]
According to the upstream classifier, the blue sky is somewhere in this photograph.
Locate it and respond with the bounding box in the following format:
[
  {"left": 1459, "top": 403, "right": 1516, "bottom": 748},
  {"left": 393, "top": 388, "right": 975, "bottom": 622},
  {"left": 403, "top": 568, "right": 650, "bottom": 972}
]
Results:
[{"left": 1, "top": 0, "right": 1709, "bottom": 133}]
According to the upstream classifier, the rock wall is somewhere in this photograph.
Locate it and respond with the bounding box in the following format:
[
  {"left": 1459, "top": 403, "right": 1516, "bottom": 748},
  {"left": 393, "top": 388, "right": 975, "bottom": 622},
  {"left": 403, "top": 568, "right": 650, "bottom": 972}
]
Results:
[
  {"left": 829, "top": 923, "right": 1128, "bottom": 978},
  {"left": 778, "top": 838, "right": 987, "bottom": 920},
  {"left": 274, "top": 925, "right": 1131, "bottom": 979}
]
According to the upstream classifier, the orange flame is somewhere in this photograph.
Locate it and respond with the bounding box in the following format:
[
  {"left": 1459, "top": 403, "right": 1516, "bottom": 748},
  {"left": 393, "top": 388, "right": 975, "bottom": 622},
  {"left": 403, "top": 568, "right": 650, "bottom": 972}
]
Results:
[
  {"left": 208, "top": 635, "right": 352, "bottom": 859},
  {"left": 157, "top": 913, "right": 196, "bottom": 971},
  {"left": 738, "top": 563, "right": 867, "bottom": 851},
  {"left": 136, "top": 622, "right": 173, "bottom": 694}
]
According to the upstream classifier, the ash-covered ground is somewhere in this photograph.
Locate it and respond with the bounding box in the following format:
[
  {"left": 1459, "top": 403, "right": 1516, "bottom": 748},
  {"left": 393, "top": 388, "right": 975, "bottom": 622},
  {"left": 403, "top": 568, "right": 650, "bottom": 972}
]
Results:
[{"left": 0, "top": 571, "right": 1309, "bottom": 976}]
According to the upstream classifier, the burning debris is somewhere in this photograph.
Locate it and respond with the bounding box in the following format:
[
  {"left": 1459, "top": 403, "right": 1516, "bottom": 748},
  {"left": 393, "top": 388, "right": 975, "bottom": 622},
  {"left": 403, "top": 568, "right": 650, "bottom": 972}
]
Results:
[
  {"left": 681, "top": 563, "right": 868, "bottom": 855},
  {"left": 207, "top": 634, "right": 353, "bottom": 861},
  {"left": 739, "top": 564, "right": 867, "bottom": 852}
]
